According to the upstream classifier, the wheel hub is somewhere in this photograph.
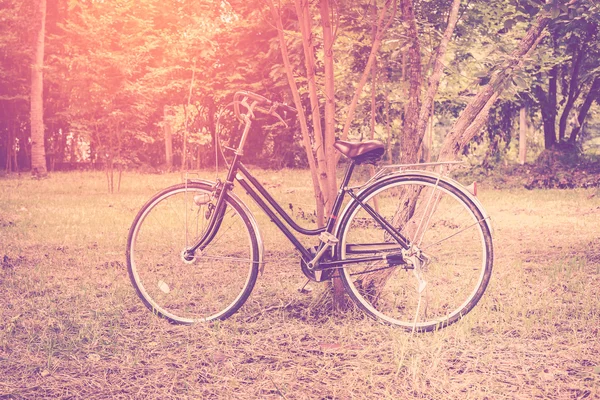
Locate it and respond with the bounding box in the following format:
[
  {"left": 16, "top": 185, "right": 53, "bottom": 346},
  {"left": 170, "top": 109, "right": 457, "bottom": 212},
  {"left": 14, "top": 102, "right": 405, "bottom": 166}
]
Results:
[{"left": 181, "top": 249, "right": 196, "bottom": 264}]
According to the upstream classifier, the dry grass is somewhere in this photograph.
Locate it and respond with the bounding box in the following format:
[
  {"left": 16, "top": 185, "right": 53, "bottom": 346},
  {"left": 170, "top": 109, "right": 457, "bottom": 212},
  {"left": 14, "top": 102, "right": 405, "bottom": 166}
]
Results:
[{"left": 0, "top": 169, "right": 599, "bottom": 399}]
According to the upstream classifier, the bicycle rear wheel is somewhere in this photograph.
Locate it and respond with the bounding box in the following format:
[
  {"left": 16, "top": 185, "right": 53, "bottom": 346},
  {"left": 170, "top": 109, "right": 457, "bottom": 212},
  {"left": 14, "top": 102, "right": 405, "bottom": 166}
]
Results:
[
  {"left": 337, "top": 174, "right": 493, "bottom": 331},
  {"left": 126, "top": 182, "right": 259, "bottom": 324}
]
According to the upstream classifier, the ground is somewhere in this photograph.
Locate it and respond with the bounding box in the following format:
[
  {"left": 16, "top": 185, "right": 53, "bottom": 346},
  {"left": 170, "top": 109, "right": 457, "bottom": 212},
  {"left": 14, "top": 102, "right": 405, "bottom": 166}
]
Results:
[{"left": 0, "top": 169, "right": 599, "bottom": 399}]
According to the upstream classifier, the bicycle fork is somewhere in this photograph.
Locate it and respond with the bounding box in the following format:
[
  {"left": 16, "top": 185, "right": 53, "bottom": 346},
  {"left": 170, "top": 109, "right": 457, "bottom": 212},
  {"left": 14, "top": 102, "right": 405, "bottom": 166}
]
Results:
[{"left": 182, "top": 180, "right": 230, "bottom": 262}]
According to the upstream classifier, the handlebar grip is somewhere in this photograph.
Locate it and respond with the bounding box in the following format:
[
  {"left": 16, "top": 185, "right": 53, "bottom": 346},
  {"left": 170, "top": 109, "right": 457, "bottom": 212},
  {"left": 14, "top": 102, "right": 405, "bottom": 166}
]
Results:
[
  {"left": 279, "top": 103, "right": 297, "bottom": 114},
  {"left": 234, "top": 90, "right": 269, "bottom": 121},
  {"left": 236, "top": 90, "right": 271, "bottom": 106},
  {"left": 233, "top": 90, "right": 297, "bottom": 121}
]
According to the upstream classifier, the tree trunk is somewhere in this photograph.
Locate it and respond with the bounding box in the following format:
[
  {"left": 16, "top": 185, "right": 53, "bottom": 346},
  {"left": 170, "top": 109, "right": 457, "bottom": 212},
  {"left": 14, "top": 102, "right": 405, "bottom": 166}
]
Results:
[
  {"left": 519, "top": 105, "right": 527, "bottom": 164},
  {"left": 318, "top": 0, "right": 346, "bottom": 309},
  {"left": 295, "top": 0, "right": 330, "bottom": 223},
  {"left": 182, "top": 63, "right": 196, "bottom": 172},
  {"left": 207, "top": 97, "right": 216, "bottom": 168},
  {"left": 568, "top": 77, "right": 600, "bottom": 144},
  {"left": 438, "top": 12, "right": 551, "bottom": 161},
  {"left": 164, "top": 106, "right": 173, "bottom": 171},
  {"left": 416, "top": 0, "right": 461, "bottom": 153},
  {"left": 319, "top": 0, "right": 338, "bottom": 216},
  {"left": 267, "top": 0, "right": 326, "bottom": 227},
  {"left": 30, "top": 0, "right": 47, "bottom": 177},
  {"left": 558, "top": 42, "right": 587, "bottom": 142},
  {"left": 340, "top": 0, "right": 395, "bottom": 142},
  {"left": 399, "top": 0, "right": 422, "bottom": 163},
  {"left": 369, "top": 4, "right": 380, "bottom": 213},
  {"left": 535, "top": 74, "right": 558, "bottom": 150},
  {"left": 6, "top": 118, "right": 15, "bottom": 172}
]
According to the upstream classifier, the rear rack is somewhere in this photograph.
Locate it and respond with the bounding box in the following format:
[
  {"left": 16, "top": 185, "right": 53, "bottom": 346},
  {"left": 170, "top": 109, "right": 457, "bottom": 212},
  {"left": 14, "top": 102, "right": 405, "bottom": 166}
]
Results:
[{"left": 350, "top": 161, "right": 465, "bottom": 190}]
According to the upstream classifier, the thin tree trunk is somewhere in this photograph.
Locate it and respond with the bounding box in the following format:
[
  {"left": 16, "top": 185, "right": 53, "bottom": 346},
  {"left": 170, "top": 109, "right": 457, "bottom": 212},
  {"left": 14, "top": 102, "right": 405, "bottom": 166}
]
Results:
[
  {"left": 319, "top": 0, "right": 338, "bottom": 216},
  {"left": 267, "top": 0, "right": 326, "bottom": 227},
  {"left": 207, "top": 98, "right": 216, "bottom": 168},
  {"left": 295, "top": 0, "right": 330, "bottom": 221},
  {"left": 385, "top": 86, "right": 391, "bottom": 159},
  {"left": 6, "top": 120, "right": 14, "bottom": 172},
  {"left": 416, "top": 0, "right": 461, "bottom": 153},
  {"left": 399, "top": 0, "right": 422, "bottom": 163},
  {"left": 340, "top": 0, "right": 396, "bottom": 142},
  {"left": 535, "top": 76, "right": 558, "bottom": 150},
  {"left": 30, "top": 0, "right": 47, "bottom": 177},
  {"left": 568, "top": 77, "right": 600, "bottom": 143},
  {"left": 164, "top": 106, "right": 173, "bottom": 171},
  {"left": 182, "top": 63, "right": 196, "bottom": 172},
  {"left": 519, "top": 106, "right": 527, "bottom": 164},
  {"left": 370, "top": 3, "right": 380, "bottom": 213},
  {"left": 318, "top": 0, "right": 346, "bottom": 309},
  {"left": 558, "top": 42, "right": 586, "bottom": 142},
  {"left": 370, "top": 2, "right": 378, "bottom": 143}
]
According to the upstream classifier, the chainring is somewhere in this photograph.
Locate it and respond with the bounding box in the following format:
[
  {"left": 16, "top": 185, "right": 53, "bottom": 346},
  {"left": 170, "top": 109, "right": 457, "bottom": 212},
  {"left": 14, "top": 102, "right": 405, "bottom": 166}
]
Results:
[{"left": 300, "top": 246, "right": 335, "bottom": 282}]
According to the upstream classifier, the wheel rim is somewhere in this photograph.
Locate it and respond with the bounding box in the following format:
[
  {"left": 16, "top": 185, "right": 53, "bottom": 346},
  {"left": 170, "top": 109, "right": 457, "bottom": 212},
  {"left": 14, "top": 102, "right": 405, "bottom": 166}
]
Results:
[
  {"left": 339, "top": 178, "right": 491, "bottom": 330},
  {"left": 128, "top": 186, "right": 257, "bottom": 323}
]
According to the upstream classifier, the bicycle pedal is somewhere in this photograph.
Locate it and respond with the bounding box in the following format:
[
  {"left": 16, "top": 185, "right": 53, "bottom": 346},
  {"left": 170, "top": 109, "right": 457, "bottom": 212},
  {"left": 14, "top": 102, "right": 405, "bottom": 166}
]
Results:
[
  {"left": 314, "top": 270, "right": 322, "bottom": 281},
  {"left": 319, "top": 232, "right": 339, "bottom": 245}
]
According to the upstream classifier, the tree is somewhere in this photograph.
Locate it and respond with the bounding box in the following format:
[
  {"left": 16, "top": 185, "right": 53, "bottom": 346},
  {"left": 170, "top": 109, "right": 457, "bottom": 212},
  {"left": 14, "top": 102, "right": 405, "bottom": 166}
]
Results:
[
  {"left": 267, "top": 0, "right": 400, "bottom": 308},
  {"left": 532, "top": 0, "right": 600, "bottom": 150},
  {"left": 30, "top": 0, "right": 47, "bottom": 177},
  {"left": 0, "top": 0, "right": 34, "bottom": 172},
  {"left": 438, "top": 4, "right": 553, "bottom": 161}
]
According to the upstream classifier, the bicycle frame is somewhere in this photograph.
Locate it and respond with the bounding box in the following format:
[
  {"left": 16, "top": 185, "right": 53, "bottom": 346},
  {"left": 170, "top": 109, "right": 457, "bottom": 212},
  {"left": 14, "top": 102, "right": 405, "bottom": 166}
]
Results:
[
  {"left": 183, "top": 101, "right": 412, "bottom": 272},
  {"left": 127, "top": 92, "right": 494, "bottom": 330},
  {"left": 186, "top": 154, "right": 411, "bottom": 272}
]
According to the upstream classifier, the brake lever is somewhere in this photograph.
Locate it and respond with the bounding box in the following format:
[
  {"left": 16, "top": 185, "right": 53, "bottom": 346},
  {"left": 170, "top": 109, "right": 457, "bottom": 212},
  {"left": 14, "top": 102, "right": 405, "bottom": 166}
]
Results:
[
  {"left": 267, "top": 102, "right": 288, "bottom": 128},
  {"left": 240, "top": 97, "right": 257, "bottom": 119}
]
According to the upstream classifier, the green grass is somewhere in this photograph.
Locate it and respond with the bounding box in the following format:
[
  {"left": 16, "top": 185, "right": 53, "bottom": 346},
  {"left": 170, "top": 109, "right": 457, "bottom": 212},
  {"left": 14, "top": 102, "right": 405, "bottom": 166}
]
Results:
[{"left": 1, "top": 169, "right": 599, "bottom": 399}]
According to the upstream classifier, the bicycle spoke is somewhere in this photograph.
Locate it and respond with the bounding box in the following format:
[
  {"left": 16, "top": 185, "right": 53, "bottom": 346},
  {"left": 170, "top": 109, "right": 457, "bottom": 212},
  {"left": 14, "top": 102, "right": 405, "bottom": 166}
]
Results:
[
  {"left": 338, "top": 175, "right": 493, "bottom": 331},
  {"left": 127, "top": 184, "right": 259, "bottom": 324}
]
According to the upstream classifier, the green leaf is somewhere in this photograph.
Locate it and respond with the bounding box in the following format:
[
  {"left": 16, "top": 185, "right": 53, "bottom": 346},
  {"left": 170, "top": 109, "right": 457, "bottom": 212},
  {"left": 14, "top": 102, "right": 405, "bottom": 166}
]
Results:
[{"left": 512, "top": 75, "right": 528, "bottom": 89}]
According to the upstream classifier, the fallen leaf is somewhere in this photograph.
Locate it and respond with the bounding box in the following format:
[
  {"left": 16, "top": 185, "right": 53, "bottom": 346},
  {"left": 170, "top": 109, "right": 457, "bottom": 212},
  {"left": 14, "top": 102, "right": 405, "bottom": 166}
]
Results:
[
  {"left": 212, "top": 352, "right": 227, "bottom": 363},
  {"left": 319, "top": 343, "right": 341, "bottom": 351}
]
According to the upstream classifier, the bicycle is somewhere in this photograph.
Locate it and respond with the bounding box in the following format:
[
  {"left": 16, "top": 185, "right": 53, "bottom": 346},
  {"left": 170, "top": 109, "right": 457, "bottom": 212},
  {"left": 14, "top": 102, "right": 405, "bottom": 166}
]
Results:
[{"left": 126, "top": 90, "right": 494, "bottom": 332}]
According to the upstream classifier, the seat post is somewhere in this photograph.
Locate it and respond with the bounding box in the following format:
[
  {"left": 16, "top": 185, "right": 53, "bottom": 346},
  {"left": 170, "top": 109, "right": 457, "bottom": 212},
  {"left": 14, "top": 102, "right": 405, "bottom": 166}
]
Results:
[
  {"left": 339, "top": 160, "right": 355, "bottom": 190},
  {"left": 325, "top": 160, "right": 355, "bottom": 231}
]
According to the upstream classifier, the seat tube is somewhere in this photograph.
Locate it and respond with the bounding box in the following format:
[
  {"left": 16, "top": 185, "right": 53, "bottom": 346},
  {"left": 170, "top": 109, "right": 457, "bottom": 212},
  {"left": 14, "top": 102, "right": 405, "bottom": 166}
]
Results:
[{"left": 326, "top": 161, "right": 355, "bottom": 232}]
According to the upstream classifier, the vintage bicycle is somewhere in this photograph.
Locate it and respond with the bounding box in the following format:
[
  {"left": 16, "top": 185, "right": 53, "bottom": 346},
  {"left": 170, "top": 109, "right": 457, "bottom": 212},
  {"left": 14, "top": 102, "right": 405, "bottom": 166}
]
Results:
[{"left": 126, "top": 91, "right": 493, "bottom": 332}]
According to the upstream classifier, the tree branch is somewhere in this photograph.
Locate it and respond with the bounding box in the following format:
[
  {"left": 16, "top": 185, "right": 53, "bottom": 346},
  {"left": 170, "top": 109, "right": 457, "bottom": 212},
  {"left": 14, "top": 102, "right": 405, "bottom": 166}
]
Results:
[
  {"left": 438, "top": 11, "right": 552, "bottom": 161},
  {"left": 340, "top": 0, "right": 397, "bottom": 142},
  {"left": 415, "top": 0, "right": 461, "bottom": 150}
]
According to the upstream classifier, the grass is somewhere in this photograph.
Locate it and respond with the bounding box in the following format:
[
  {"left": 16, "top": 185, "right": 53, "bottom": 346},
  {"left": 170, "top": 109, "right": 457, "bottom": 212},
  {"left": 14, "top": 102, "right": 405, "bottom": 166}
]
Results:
[{"left": 1, "top": 169, "right": 599, "bottom": 399}]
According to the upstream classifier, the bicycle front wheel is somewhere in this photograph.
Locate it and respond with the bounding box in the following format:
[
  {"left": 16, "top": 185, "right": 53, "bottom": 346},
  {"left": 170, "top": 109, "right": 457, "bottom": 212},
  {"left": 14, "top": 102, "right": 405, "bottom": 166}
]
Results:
[
  {"left": 126, "top": 182, "right": 259, "bottom": 324},
  {"left": 337, "top": 174, "right": 493, "bottom": 331}
]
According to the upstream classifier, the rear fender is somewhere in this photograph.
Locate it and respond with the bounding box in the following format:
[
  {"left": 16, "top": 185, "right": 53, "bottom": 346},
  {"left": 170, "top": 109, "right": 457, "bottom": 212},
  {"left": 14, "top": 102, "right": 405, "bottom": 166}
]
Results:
[{"left": 333, "top": 170, "right": 494, "bottom": 242}]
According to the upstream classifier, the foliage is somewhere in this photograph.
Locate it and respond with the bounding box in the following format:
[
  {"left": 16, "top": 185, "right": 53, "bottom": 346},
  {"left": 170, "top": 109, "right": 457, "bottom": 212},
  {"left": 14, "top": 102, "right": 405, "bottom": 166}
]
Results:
[{"left": 1, "top": 0, "right": 599, "bottom": 173}]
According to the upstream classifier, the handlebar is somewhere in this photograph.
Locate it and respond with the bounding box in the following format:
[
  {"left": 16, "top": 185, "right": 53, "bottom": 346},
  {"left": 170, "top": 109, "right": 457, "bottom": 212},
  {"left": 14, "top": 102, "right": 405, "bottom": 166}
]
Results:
[{"left": 233, "top": 90, "right": 297, "bottom": 127}]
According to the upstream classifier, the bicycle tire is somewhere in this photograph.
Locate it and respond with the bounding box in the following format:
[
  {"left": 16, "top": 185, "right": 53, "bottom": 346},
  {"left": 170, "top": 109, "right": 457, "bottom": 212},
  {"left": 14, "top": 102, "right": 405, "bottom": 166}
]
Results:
[
  {"left": 336, "top": 173, "right": 493, "bottom": 332},
  {"left": 126, "top": 182, "right": 259, "bottom": 324}
]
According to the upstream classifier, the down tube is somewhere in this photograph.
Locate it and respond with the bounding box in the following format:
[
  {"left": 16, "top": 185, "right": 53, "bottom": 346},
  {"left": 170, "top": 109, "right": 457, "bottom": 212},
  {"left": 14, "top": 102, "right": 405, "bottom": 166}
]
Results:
[{"left": 235, "top": 176, "right": 314, "bottom": 261}]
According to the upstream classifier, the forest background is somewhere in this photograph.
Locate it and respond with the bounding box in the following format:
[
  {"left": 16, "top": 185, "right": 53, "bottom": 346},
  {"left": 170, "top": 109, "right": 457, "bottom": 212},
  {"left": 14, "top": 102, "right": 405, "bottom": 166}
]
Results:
[{"left": 1, "top": 0, "right": 599, "bottom": 189}]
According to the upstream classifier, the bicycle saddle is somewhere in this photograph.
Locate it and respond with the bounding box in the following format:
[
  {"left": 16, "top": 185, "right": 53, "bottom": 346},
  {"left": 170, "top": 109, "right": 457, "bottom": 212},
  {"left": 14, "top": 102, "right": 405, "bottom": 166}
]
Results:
[{"left": 333, "top": 139, "right": 385, "bottom": 165}]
